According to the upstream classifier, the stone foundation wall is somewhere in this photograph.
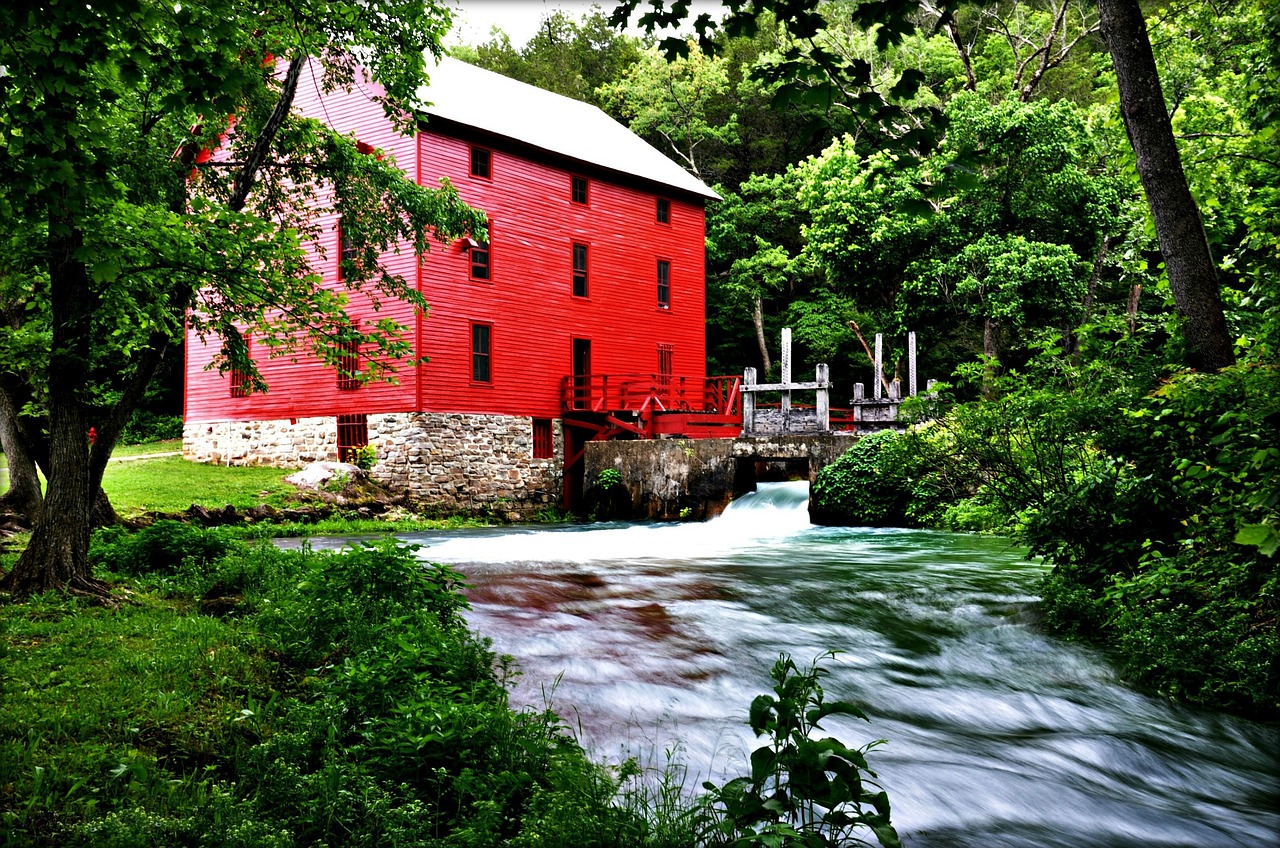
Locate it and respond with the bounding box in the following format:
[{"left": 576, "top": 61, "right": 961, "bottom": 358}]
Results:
[
  {"left": 184, "top": 417, "right": 337, "bottom": 467},
  {"left": 370, "top": 413, "right": 562, "bottom": 515},
  {"left": 184, "top": 413, "right": 562, "bottom": 517}
]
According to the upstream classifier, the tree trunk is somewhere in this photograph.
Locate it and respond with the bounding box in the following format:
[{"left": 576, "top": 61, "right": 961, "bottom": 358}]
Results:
[
  {"left": 752, "top": 295, "right": 772, "bottom": 374},
  {"left": 0, "top": 386, "right": 43, "bottom": 523},
  {"left": 0, "top": 221, "right": 108, "bottom": 599},
  {"left": 1097, "top": 0, "right": 1234, "bottom": 372},
  {"left": 982, "top": 316, "right": 1002, "bottom": 398},
  {"left": 91, "top": 487, "right": 119, "bottom": 529}
]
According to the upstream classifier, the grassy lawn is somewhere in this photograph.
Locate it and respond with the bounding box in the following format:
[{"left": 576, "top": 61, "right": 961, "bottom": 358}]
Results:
[
  {"left": 102, "top": 456, "right": 296, "bottom": 514},
  {"left": 109, "top": 438, "right": 183, "bottom": 458}
]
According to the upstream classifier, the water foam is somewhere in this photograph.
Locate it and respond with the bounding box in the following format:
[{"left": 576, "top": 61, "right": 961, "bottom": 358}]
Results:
[{"left": 418, "top": 480, "right": 814, "bottom": 566}]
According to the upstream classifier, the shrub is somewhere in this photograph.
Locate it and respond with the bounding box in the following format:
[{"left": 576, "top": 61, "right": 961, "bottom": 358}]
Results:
[
  {"left": 90, "top": 520, "right": 236, "bottom": 577},
  {"left": 811, "top": 430, "right": 951, "bottom": 527},
  {"left": 350, "top": 443, "right": 377, "bottom": 470},
  {"left": 252, "top": 539, "right": 472, "bottom": 666},
  {"left": 119, "top": 410, "right": 183, "bottom": 445},
  {"left": 700, "top": 652, "right": 899, "bottom": 848}
]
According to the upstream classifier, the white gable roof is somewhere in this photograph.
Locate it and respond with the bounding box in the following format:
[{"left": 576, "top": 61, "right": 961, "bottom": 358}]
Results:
[{"left": 416, "top": 56, "right": 720, "bottom": 201}]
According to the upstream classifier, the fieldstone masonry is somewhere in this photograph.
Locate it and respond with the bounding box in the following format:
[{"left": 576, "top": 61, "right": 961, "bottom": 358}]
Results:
[
  {"left": 371, "top": 413, "right": 561, "bottom": 512},
  {"left": 184, "top": 412, "right": 562, "bottom": 515},
  {"left": 184, "top": 416, "right": 338, "bottom": 466}
]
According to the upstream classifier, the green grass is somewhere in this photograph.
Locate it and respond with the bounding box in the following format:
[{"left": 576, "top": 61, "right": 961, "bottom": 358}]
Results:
[
  {"left": 109, "top": 439, "right": 183, "bottom": 458},
  {"left": 4, "top": 446, "right": 511, "bottom": 531},
  {"left": 101, "top": 456, "right": 296, "bottom": 515},
  {"left": 0, "top": 591, "right": 275, "bottom": 844}
]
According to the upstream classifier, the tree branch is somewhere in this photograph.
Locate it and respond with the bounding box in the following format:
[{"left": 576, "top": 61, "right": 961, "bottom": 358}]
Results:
[{"left": 229, "top": 54, "right": 308, "bottom": 212}]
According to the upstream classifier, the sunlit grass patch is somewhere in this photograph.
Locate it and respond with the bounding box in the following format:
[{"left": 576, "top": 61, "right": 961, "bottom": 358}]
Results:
[{"left": 101, "top": 456, "right": 295, "bottom": 515}]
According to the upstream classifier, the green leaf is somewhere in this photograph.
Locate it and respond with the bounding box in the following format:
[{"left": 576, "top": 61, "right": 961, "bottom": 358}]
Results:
[{"left": 1235, "top": 523, "right": 1279, "bottom": 557}]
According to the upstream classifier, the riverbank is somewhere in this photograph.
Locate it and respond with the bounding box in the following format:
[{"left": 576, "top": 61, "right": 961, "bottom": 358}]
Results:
[
  {"left": 808, "top": 369, "right": 1280, "bottom": 723},
  {"left": 0, "top": 536, "right": 662, "bottom": 847}
]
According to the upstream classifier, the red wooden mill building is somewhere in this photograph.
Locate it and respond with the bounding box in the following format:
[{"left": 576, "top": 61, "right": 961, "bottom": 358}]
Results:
[{"left": 183, "top": 57, "right": 738, "bottom": 513}]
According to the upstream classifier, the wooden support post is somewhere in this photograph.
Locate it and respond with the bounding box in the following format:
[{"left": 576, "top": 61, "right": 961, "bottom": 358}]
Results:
[
  {"left": 816, "top": 363, "right": 830, "bottom": 431},
  {"left": 874, "top": 333, "right": 883, "bottom": 400},
  {"left": 743, "top": 366, "right": 756, "bottom": 435},
  {"left": 908, "top": 330, "right": 917, "bottom": 397},
  {"left": 780, "top": 327, "right": 792, "bottom": 420}
]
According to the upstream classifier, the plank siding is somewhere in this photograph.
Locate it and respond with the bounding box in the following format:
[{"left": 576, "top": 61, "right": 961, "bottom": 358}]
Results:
[{"left": 186, "top": 60, "right": 707, "bottom": 424}]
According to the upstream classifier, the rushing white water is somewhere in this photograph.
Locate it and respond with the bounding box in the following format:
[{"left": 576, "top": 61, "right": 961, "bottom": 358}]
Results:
[{"left": 324, "top": 482, "right": 1279, "bottom": 847}]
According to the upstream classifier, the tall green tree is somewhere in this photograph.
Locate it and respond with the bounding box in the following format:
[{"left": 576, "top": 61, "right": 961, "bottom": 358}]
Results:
[
  {"left": 452, "top": 7, "right": 643, "bottom": 113},
  {"left": 1096, "top": 0, "right": 1234, "bottom": 371},
  {"left": 610, "top": 0, "right": 1238, "bottom": 372},
  {"left": 0, "top": 0, "right": 484, "bottom": 598}
]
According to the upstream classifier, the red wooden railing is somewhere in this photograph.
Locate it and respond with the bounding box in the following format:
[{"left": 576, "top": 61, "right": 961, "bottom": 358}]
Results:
[{"left": 562, "top": 374, "right": 743, "bottom": 417}]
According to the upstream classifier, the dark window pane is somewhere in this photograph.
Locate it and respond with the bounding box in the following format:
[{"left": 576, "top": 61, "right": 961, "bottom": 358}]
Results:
[
  {"left": 572, "top": 176, "right": 588, "bottom": 204},
  {"left": 337, "top": 414, "right": 368, "bottom": 463},
  {"left": 470, "top": 147, "right": 491, "bottom": 178},
  {"left": 533, "top": 418, "right": 553, "bottom": 459},
  {"left": 470, "top": 246, "right": 490, "bottom": 280},
  {"left": 657, "top": 260, "right": 670, "bottom": 308},
  {"left": 656, "top": 198, "right": 670, "bottom": 224},
  {"left": 472, "top": 324, "right": 491, "bottom": 383},
  {"left": 573, "top": 243, "right": 588, "bottom": 297}
]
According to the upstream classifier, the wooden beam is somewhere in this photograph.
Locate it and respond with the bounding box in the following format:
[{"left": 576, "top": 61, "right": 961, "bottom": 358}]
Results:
[{"left": 742, "top": 381, "right": 828, "bottom": 392}]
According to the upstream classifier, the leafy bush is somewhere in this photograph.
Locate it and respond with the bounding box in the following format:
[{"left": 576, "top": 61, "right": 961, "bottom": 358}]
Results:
[
  {"left": 119, "top": 410, "right": 183, "bottom": 445},
  {"left": 90, "top": 520, "right": 236, "bottom": 577},
  {"left": 700, "top": 652, "right": 899, "bottom": 848},
  {"left": 232, "top": 540, "right": 646, "bottom": 846},
  {"left": 350, "top": 443, "right": 377, "bottom": 470},
  {"left": 596, "top": 467, "right": 623, "bottom": 490},
  {"left": 252, "top": 539, "right": 472, "bottom": 665},
  {"left": 811, "top": 431, "right": 905, "bottom": 526},
  {"left": 810, "top": 429, "right": 951, "bottom": 527}
]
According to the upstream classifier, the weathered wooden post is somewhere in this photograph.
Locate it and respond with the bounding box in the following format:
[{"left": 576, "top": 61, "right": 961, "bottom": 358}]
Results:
[
  {"left": 908, "top": 330, "right": 917, "bottom": 397},
  {"left": 816, "top": 363, "right": 830, "bottom": 431},
  {"left": 874, "top": 333, "right": 883, "bottom": 400},
  {"left": 780, "top": 327, "right": 792, "bottom": 428},
  {"left": 743, "top": 366, "right": 757, "bottom": 435}
]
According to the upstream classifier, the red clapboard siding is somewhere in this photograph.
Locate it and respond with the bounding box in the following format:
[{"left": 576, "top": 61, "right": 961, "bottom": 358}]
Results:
[
  {"left": 185, "top": 61, "right": 707, "bottom": 423},
  {"left": 415, "top": 131, "right": 707, "bottom": 419}
]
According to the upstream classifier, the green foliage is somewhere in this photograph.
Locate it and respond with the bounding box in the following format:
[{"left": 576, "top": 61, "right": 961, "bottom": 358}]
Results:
[
  {"left": 596, "top": 467, "right": 623, "bottom": 491},
  {"left": 600, "top": 42, "right": 743, "bottom": 181},
  {"left": 90, "top": 520, "right": 236, "bottom": 577},
  {"left": 934, "top": 349, "right": 1280, "bottom": 718},
  {"left": 349, "top": 443, "right": 378, "bottom": 471},
  {"left": 0, "top": 0, "right": 488, "bottom": 593},
  {"left": 700, "top": 652, "right": 899, "bottom": 848},
  {"left": 118, "top": 411, "right": 184, "bottom": 445},
  {"left": 810, "top": 430, "right": 951, "bottom": 528}
]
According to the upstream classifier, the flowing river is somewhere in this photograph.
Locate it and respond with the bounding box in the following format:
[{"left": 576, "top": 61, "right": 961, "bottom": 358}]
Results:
[{"left": 352, "top": 482, "right": 1276, "bottom": 846}]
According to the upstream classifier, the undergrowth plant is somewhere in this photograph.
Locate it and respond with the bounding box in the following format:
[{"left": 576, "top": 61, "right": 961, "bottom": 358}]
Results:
[{"left": 701, "top": 653, "right": 899, "bottom": 848}]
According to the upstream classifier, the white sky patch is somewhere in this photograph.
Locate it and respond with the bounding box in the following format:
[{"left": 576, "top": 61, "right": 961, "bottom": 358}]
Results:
[{"left": 446, "top": 0, "right": 725, "bottom": 49}]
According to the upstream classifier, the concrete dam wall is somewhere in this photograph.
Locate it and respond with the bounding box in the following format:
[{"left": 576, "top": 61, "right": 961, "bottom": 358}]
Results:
[{"left": 582, "top": 434, "right": 856, "bottom": 521}]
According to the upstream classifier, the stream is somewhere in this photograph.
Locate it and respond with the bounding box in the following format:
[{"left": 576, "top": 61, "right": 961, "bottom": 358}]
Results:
[{"left": 329, "top": 481, "right": 1278, "bottom": 846}]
